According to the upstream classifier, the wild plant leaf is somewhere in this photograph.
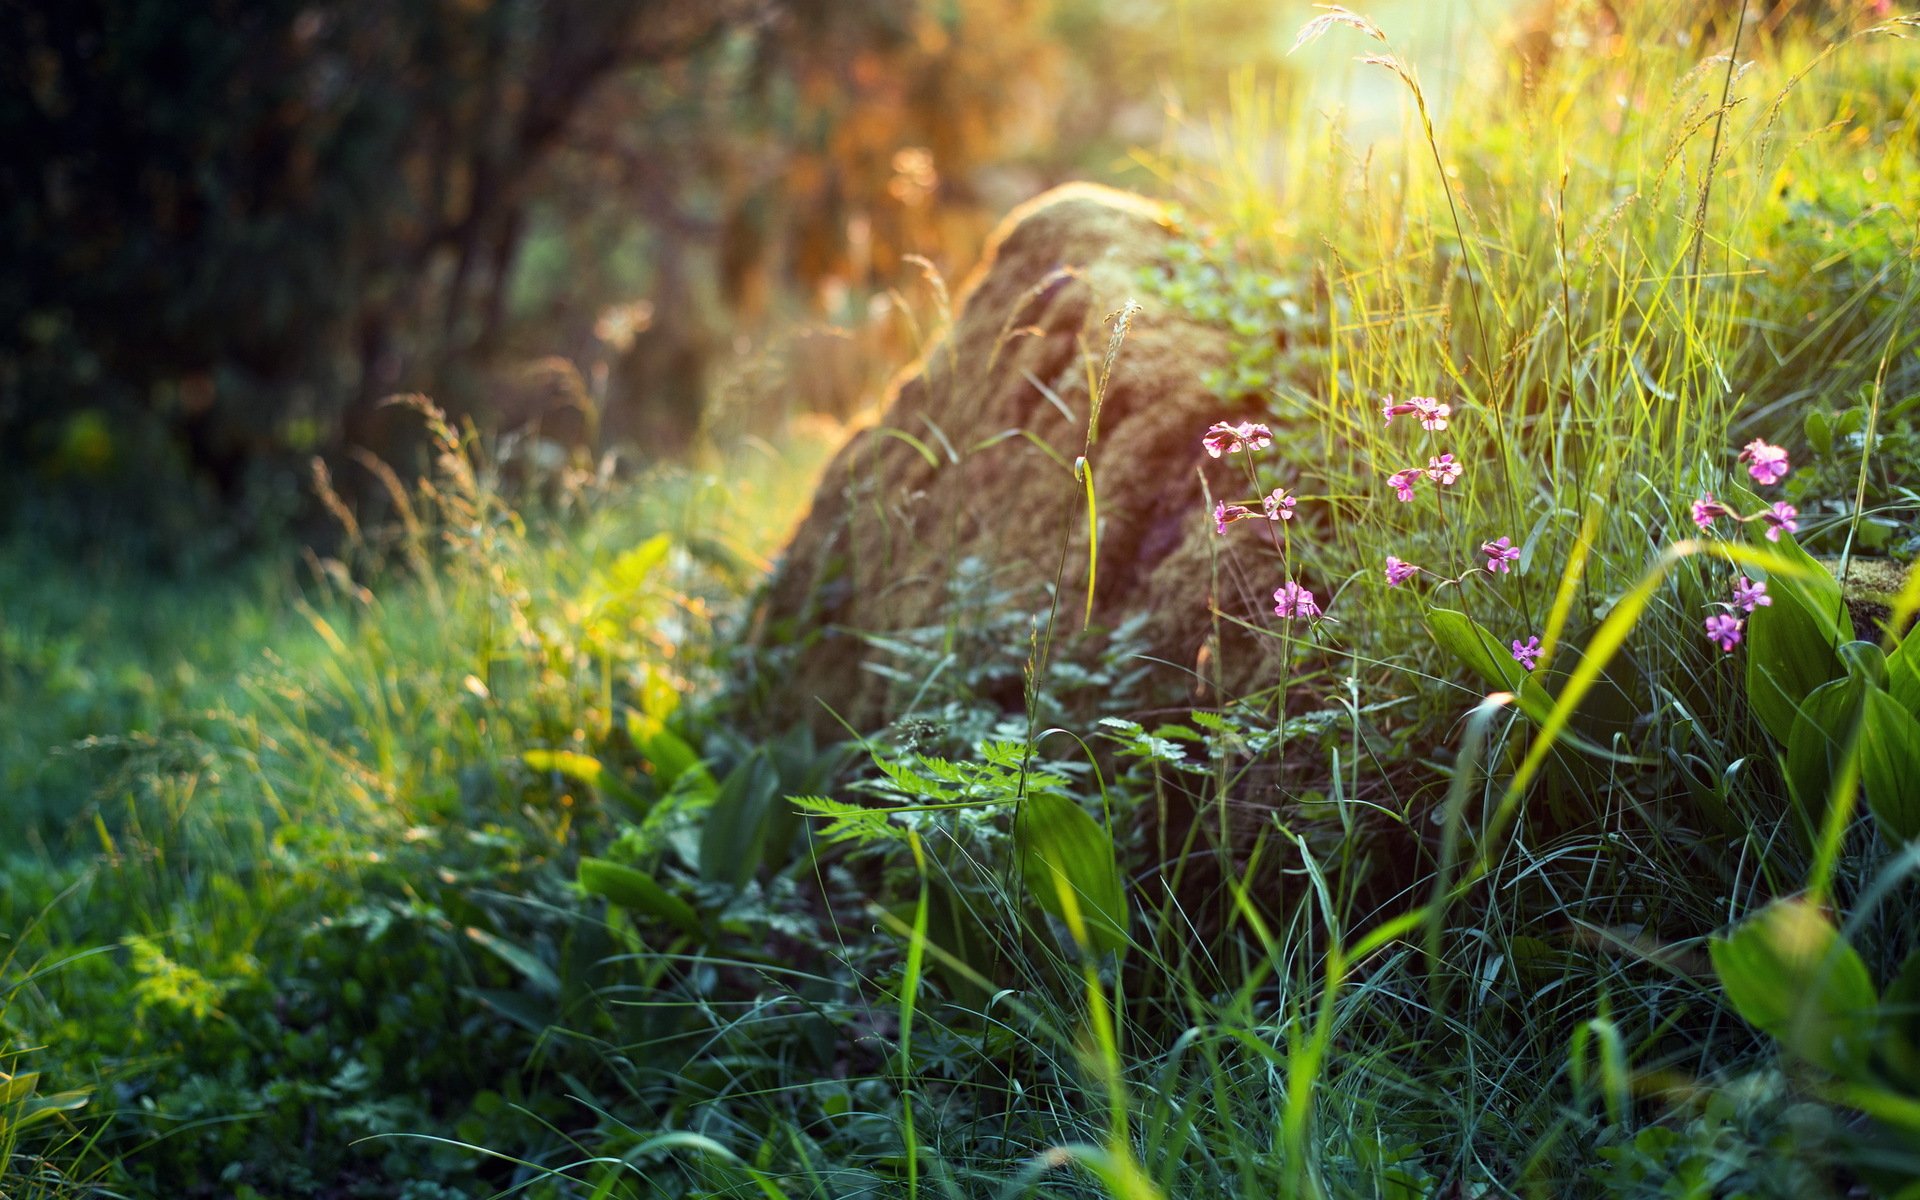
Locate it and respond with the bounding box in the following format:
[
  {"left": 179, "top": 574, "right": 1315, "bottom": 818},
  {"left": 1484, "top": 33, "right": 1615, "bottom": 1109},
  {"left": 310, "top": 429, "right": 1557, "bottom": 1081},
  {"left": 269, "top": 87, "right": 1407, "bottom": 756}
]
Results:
[
  {"left": 0, "top": 1071, "right": 39, "bottom": 1108},
  {"left": 1015, "top": 791, "right": 1129, "bottom": 957},
  {"left": 0, "top": 1082, "right": 90, "bottom": 1134},
  {"left": 1806, "top": 407, "right": 1834, "bottom": 456},
  {"left": 578, "top": 857, "right": 701, "bottom": 937},
  {"left": 521, "top": 748, "right": 606, "bottom": 786},
  {"left": 638, "top": 663, "right": 680, "bottom": 722},
  {"left": 1785, "top": 675, "right": 1866, "bottom": 821},
  {"left": 1747, "top": 529, "right": 1851, "bottom": 744},
  {"left": 699, "top": 752, "right": 781, "bottom": 887},
  {"left": 873, "top": 753, "right": 960, "bottom": 802},
  {"left": 1884, "top": 947, "right": 1920, "bottom": 1088},
  {"left": 464, "top": 926, "right": 560, "bottom": 997},
  {"left": 1098, "top": 717, "right": 1189, "bottom": 765},
  {"left": 625, "top": 708, "right": 707, "bottom": 794},
  {"left": 1888, "top": 632, "right": 1920, "bottom": 717},
  {"left": 1078, "top": 454, "right": 1098, "bottom": 629},
  {"left": 1859, "top": 688, "right": 1920, "bottom": 845},
  {"left": 522, "top": 748, "right": 647, "bottom": 814},
  {"left": 791, "top": 795, "right": 907, "bottom": 846},
  {"left": 1838, "top": 640, "right": 1889, "bottom": 689},
  {"left": 1709, "top": 897, "right": 1878, "bottom": 1076},
  {"left": 603, "top": 533, "right": 672, "bottom": 591},
  {"left": 460, "top": 986, "right": 554, "bottom": 1036},
  {"left": 1425, "top": 609, "right": 1554, "bottom": 724}
]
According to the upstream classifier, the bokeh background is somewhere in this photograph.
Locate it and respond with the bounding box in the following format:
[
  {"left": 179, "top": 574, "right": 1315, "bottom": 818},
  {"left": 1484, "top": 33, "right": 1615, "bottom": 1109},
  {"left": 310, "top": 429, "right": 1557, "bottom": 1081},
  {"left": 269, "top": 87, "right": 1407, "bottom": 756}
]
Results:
[{"left": 0, "top": 0, "right": 1540, "bottom": 561}]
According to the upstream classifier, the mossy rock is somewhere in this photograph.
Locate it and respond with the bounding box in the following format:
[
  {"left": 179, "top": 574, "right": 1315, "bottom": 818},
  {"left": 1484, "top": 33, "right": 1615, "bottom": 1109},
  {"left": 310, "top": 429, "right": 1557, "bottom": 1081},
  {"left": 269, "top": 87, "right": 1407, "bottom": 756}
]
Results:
[
  {"left": 747, "top": 183, "right": 1291, "bottom": 736},
  {"left": 1817, "top": 555, "right": 1916, "bottom": 641}
]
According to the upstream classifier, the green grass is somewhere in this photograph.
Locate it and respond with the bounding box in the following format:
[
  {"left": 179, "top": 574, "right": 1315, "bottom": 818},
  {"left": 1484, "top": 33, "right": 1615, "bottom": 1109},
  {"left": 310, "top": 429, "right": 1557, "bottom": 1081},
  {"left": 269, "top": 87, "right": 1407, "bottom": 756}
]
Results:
[{"left": 6, "top": 4, "right": 1920, "bottom": 1198}]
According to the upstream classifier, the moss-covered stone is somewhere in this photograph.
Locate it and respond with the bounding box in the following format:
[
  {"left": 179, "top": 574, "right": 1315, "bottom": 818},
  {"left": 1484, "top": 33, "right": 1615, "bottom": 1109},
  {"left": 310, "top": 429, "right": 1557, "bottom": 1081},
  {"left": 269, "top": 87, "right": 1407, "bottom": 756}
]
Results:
[
  {"left": 749, "top": 183, "right": 1289, "bottom": 735},
  {"left": 1816, "top": 555, "right": 1916, "bottom": 641}
]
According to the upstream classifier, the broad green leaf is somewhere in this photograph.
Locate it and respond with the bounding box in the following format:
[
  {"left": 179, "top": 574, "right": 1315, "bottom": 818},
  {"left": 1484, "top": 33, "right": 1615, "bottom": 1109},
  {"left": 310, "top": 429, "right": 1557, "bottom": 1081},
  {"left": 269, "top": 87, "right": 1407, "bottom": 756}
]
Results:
[
  {"left": 638, "top": 663, "right": 680, "bottom": 723},
  {"left": 1860, "top": 689, "right": 1920, "bottom": 845},
  {"left": 522, "top": 749, "right": 646, "bottom": 814},
  {"left": 0, "top": 1072, "right": 36, "bottom": 1106},
  {"left": 699, "top": 753, "right": 781, "bottom": 887},
  {"left": 1709, "top": 897, "right": 1878, "bottom": 1075},
  {"left": 624, "top": 708, "right": 706, "bottom": 793},
  {"left": 460, "top": 986, "right": 555, "bottom": 1036},
  {"left": 1884, "top": 948, "right": 1920, "bottom": 1088},
  {"left": 522, "top": 749, "right": 606, "bottom": 786},
  {"left": 1889, "top": 633, "right": 1920, "bottom": 717},
  {"left": 1746, "top": 528, "right": 1851, "bottom": 744},
  {"left": 464, "top": 926, "right": 560, "bottom": 997},
  {"left": 1838, "top": 640, "right": 1889, "bottom": 689},
  {"left": 1806, "top": 407, "right": 1834, "bottom": 456},
  {"left": 1425, "top": 609, "right": 1558, "bottom": 726},
  {"left": 1785, "top": 676, "right": 1866, "bottom": 821},
  {"left": 579, "top": 857, "right": 701, "bottom": 937},
  {"left": 1015, "top": 791, "right": 1129, "bottom": 957},
  {"left": 1, "top": 1082, "right": 90, "bottom": 1134},
  {"left": 1827, "top": 1082, "right": 1920, "bottom": 1134}
]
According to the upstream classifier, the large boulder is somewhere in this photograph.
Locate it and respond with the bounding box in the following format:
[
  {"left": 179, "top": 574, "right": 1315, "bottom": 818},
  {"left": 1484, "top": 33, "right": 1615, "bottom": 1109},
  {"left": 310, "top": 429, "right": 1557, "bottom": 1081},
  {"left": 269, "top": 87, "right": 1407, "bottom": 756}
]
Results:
[{"left": 749, "top": 183, "right": 1293, "bottom": 736}]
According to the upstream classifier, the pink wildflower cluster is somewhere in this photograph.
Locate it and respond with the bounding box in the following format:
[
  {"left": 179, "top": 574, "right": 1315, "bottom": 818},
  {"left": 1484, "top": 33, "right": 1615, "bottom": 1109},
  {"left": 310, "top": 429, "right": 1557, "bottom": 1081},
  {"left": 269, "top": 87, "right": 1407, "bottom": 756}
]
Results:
[
  {"left": 1738, "top": 439, "right": 1791, "bottom": 486},
  {"left": 1203, "top": 421, "right": 1274, "bottom": 458},
  {"left": 1215, "top": 488, "right": 1298, "bottom": 534},
  {"left": 1705, "top": 613, "right": 1744, "bottom": 654},
  {"left": 1372, "top": 393, "right": 1525, "bottom": 594},
  {"left": 1691, "top": 440, "right": 1799, "bottom": 542},
  {"left": 1273, "top": 581, "right": 1321, "bottom": 621},
  {"left": 1687, "top": 437, "right": 1800, "bottom": 654},
  {"left": 1481, "top": 537, "right": 1520, "bottom": 574},
  {"left": 1202, "top": 419, "right": 1325, "bottom": 625},
  {"left": 1381, "top": 395, "right": 1452, "bottom": 431},
  {"left": 1701, "top": 577, "right": 1770, "bottom": 655},
  {"left": 1386, "top": 454, "right": 1464, "bottom": 503}
]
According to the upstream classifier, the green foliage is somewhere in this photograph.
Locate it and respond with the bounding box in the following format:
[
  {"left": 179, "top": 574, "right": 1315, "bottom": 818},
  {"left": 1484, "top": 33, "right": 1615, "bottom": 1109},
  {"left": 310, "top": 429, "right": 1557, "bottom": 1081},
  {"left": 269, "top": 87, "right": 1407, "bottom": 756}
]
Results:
[
  {"left": 1425, "top": 607, "right": 1555, "bottom": 723},
  {"left": 1795, "top": 393, "right": 1920, "bottom": 557},
  {"left": 1748, "top": 533, "right": 1856, "bottom": 744},
  {"left": 9, "top": 3, "right": 1920, "bottom": 1198},
  {"left": 1711, "top": 898, "right": 1881, "bottom": 1076},
  {"left": 1015, "top": 790, "right": 1130, "bottom": 958}
]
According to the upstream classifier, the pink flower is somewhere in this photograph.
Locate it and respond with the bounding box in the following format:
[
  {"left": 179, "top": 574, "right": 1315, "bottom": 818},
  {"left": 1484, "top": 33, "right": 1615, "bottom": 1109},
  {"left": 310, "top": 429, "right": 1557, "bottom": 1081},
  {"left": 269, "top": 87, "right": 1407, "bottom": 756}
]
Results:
[
  {"left": 1384, "top": 556, "right": 1420, "bottom": 587},
  {"left": 1214, "top": 501, "right": 1255, "bottom": 534},
  {"left": 1263, "top": 488, "right": 1297, "bottom": 521},
  {"left": 1691, "top": 494, "right": 1734, "bottom": 530},
  {"left": 1482, "top": 536, "right": 1521, "bottom": 574},
  {"left": 1426, "top": 453, "right": 1462, "bottom": 486},
  {"left": 1273, "top": 581, "right": 1322, "bottom": 621},
  {"left": 1705, "top": 613, "right": 1745, "bottom": 653},
  {"left": 1380, "top": 395, "right": 1450, "bottom": 430},
  {"left": 1762, "top": 501, "right": 1799, "bottom": 542},
  {"left": 1511, "top": 636, "right": 1542, "bottom": 671},
  {"left": 1731, "top": 576, "right": 1771, "bottom": 612},
  {"left": 1203, "top": 420, "right": 1273, "bottom": 458},
  {"left": 1388, "top": 468, "right": 1422, "bottom": 502},
  {"left": 1412, "top": 396, "right": 1451, "bottom": 431},
  {"left": 1738, "top": 439, "right": 1790, "bottom": 486}
]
